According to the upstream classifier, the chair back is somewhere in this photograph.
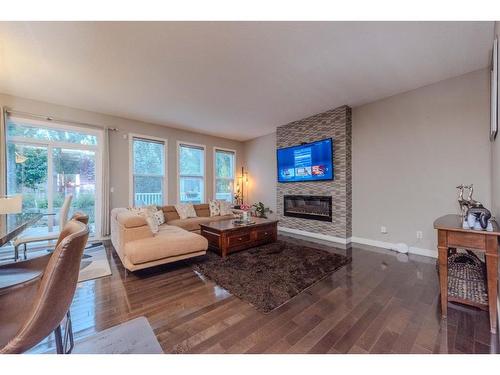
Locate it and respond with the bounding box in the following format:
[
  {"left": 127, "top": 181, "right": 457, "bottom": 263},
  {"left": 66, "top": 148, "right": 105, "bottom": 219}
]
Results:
[
  {"left": 70, "top": 211, "right": 89, "bottom": 225},
  {"left": 54, "top": 212, "right": 89, "bottom": 249},
  {"left": 59, "top": 194, "right": 73, "bottom": 228},
  {"left": 0, "top": 219, "right": 89, "bottom": 354}
]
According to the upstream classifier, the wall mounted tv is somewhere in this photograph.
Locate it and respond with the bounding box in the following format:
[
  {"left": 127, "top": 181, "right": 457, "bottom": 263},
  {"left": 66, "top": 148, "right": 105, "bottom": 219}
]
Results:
[{"left": 277, "top": 138, "right": 334, "bottom": 183}]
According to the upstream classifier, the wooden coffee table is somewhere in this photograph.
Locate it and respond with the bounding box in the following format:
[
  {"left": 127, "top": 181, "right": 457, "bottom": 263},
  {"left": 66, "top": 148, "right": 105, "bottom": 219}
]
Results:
[{"left": 199, "top": 217, "right": 278, "bottom": 258}]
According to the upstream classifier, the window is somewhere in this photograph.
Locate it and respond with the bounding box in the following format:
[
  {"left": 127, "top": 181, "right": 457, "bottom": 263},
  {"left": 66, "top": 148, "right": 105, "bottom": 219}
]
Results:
[
  {"left": 178, "top": 143, "right": 205, "bottom": 204},
  {"left": 6, "top": 115, "right": 102, "bottom": 236},
  {"left": 130, "top": 135, "right": 167, "bottom": 206},
  {"left": 214, "top": 148, "right": 235, "bottom": 202}
]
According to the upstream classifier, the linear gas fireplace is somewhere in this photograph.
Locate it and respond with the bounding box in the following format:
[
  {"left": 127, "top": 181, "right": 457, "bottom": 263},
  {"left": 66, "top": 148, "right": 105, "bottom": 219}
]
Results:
[{"left": 283, "top": 195, "right": 332, "bottom": 222}]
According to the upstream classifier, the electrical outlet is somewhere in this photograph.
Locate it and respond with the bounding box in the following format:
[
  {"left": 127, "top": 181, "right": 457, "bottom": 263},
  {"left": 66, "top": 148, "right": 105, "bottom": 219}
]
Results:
[
  {"left": 416, "top": 231, "right": 423, "bottom": 240},
  {"left": 381, "top": 226, "right": 387, "bottom": 234}
]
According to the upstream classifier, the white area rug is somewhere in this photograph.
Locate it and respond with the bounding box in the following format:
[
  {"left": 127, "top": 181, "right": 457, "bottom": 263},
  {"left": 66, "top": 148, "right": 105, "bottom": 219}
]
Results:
[
  {"left": 78, "top": 242, "right": 112, "bottom": 283},
  {"left": 42, "top": 317, "right": 163, "bottom": 354},
  {"left": 72, "top": 317, "right": 163, "bottom": 354}
]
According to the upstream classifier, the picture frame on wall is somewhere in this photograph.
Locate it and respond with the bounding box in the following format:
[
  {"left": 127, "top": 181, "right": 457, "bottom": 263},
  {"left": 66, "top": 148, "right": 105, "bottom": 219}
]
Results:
[{"left": 491, "top": 37, "right": 498, "bottom": 141}]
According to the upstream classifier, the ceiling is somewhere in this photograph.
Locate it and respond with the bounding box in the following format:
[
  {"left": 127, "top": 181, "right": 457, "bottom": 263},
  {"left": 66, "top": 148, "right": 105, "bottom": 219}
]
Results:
[{"left": 0, "top": 21, "right": 494, "bottom": 141}]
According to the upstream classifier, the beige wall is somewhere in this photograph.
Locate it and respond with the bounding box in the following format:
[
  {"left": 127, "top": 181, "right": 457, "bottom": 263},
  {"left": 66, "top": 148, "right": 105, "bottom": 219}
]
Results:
[
  {"left": 491, "top": 23, "right": 500, "bottom": 314},
  {"left": 492, "top": 22, "right": 500, "bottom": 221},
  {"left": 352, "top": 69, "right": 491, "bottom": 252},
  {"left": 243, "top": 132, "right": 277, "bottom": 214},
  {"left": 0, "top": 93, "right": 244, "bottom": 209},
  {"left": 244, "top": 69, "right": 491, "bottom": 254}
]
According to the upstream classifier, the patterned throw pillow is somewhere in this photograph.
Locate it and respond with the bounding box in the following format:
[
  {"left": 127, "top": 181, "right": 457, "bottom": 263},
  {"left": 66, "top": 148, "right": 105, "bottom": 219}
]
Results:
[
  {"left": 174, "top": 203, "right": 197, "bottom": 220},
  {"left": 128, "top": 205, "right": 157, "bottom": 216},
  {"left": 208, "top": 200, "right": 221, "bottom": 217},
  {"left": 152, "top": 210, "right": 165, "bottom": 225},
  {"left": 143, "top": 215, "right": 159, "bottom": 234},
  {"left": 218, "top": 200, "right": 233, "bottom": 216}
]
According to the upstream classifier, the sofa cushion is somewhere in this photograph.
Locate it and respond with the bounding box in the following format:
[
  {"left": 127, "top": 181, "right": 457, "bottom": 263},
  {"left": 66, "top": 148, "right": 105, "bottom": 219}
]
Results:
[
  {"left": 124, "top": 225, "right": 208, "bottom": 265},
  {"left": 174, "top": 203, "right": 197, "bottom": 220},
  {"left": 161, "top": 205, "right": 180, "bottom": 222},
  {"left": 161, "top": 203, "right": 210, "bottom": 222},
  {"left": 117, "top": 211, "right": 148, "bottom": 228},
  {"left": 194, "top": 204, "right": 210, "bottom": 217},
  {"left": 168, "top": 215, "right": 234, "bottom": 232}
]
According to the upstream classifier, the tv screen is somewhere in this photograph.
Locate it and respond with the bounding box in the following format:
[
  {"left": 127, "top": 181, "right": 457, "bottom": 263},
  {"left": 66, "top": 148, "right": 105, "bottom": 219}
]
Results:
[{"left": 277, "top": 138, "right": 334, "bottom": 183}]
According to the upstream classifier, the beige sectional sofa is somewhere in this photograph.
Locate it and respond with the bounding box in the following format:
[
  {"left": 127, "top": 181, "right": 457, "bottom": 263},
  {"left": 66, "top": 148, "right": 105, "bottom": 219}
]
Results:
[{"left": 110, "top": 204, "right": 234, "bottom": 271}]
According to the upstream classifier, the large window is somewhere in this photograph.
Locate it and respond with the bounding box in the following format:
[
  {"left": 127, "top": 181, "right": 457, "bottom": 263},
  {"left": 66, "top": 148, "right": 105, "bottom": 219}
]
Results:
[
  {"left": 214, "top": 148, "right": 235, "bottom": 202},
  {"left": 178, "top": 143, "right": 205, "bottom": 204},
  {"left": 6, "top": 115, "right": 102, "bottom": 235},
  {"left": 130, "top": 135, "right": 167, "bottom": 206}
]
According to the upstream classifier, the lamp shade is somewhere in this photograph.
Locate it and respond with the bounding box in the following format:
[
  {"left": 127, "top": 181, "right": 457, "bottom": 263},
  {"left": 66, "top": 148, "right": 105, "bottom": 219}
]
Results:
[{"left": 0, "top": 195, "right": 23, "bottom": 214}]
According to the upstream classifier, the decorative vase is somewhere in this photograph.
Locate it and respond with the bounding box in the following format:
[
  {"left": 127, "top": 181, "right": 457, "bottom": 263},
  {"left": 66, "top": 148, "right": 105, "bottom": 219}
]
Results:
[
  {"left": 467, "top": 213, "right": 476, "bottom": 229},
  {"left": 242, "top": 211, "right": 249, "bottom": 222}
]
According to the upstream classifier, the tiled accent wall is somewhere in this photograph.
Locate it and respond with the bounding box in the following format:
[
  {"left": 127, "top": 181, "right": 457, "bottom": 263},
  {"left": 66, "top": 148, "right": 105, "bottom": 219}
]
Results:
[{"left": 276, "top": 105, "right": 352, "bottom": 238}]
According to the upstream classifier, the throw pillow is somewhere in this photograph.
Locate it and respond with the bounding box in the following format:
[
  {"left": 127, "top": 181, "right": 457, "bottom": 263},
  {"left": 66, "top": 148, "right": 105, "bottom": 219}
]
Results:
[
  {"left": 208, "top": 200, "right": 221, "bottom": 217},
  {"left": 152, "top": 210, "right": 165, "bottom": 225},
  {"left": 143, "top": 214, "right": 159, "bottom": 234},
  {"left": 127, "top": 205, "right": 157, "bottom": 216},
  {"left": 218, "top": 200, "right": 233, "bottom": 216},
  {"left": 174, "top": 203, "right": 197, "bottom": 220}
]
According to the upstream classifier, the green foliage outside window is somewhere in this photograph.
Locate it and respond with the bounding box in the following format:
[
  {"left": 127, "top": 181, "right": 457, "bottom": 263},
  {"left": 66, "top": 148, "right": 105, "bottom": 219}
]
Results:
[{"left": 11, "top": 144, "right": 48, "bottom": 192}]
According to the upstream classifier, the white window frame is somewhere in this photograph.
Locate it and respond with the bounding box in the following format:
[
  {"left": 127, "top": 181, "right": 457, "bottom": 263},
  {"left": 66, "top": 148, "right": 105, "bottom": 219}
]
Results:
[
  {"left": 213, "top": 147, "right": 236, "bottom": 202},
  {"left": 177, "top": 141, "right": 206, "bottom": 204},
  {"left": 128, "top": 133, "right": 168, "bottom": 207},
  {"left": 6, "top": 115, "right": 104, "bottom": 237}
]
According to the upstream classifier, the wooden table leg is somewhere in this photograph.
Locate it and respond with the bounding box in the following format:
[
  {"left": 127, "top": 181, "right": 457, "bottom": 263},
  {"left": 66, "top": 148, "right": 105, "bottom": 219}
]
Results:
[
  {"left": 486, "top": 236, "right": 498, "bottom": 334},
  {"left": 438, "top": 245, "right": 449, "bottom": 318}
]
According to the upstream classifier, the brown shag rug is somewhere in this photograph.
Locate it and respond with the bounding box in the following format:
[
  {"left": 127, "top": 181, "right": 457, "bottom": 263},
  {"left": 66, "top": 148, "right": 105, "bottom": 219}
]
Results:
[{"left": 192, "top": 240, "right": 351, "bottom": 313}]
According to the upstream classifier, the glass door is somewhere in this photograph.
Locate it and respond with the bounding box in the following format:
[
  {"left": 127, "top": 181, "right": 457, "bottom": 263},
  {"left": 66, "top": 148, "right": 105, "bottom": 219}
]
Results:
[
  {"left": 6, "top": 142, "right": 50, "bottom": 230},
  {"left": 5, "top": 115, "right": 102, "bottom": 238},
  {"left": 52, "top": 147, "right": 97, "bottom": 233}
]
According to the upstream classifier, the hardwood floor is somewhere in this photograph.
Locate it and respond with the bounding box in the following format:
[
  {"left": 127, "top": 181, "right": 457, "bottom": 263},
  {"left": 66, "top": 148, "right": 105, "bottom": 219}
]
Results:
[{"left": 30, "top": 235, "right": 499, "bottom": 354}]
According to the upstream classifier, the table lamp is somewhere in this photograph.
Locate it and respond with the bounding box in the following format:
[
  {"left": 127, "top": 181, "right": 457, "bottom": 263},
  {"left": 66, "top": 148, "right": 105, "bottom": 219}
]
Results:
[{"left": 0, "top": 195, "right": 23, "bottom": 214}]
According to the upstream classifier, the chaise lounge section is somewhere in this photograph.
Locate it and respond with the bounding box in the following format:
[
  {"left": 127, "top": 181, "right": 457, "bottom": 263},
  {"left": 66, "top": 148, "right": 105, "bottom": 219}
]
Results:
[{"left": 110, "top": 204, "right": 235, "bottom": 271}]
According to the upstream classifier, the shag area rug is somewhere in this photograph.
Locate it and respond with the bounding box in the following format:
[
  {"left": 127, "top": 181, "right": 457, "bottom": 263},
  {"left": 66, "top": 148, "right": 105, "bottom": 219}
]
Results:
[{"left": 192, "top": 240, "right": 351, "bottom": 313}]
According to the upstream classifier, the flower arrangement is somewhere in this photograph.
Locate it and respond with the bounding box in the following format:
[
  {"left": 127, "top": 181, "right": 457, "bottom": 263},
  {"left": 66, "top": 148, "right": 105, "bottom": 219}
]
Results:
[{"left": 240, "top": 203, "right": 251, "bottom": 211}]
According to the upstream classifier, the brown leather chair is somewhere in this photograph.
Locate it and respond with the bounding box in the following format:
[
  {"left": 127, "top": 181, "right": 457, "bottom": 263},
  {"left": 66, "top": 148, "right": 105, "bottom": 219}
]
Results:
[
  {"left": 53, "top": 212, "right": 89, "bottom": 249},
  {"left": 70, "top": 212, "right": 89, "bottom": 225},
  {"left": 0, "top": 219, "right": 89, "bottom": 354}
]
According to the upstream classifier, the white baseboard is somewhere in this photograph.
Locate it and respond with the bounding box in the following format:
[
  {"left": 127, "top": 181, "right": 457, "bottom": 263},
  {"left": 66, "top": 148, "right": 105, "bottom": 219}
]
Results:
[
  {"left": 277, "top": 226, "right": 436, "bottom": 259},
  {"left": 278, "top": 226, "right": 351, "bottom": 245},
  {"left": 349, "top": 237, "right": 436, "bottom": 258}
]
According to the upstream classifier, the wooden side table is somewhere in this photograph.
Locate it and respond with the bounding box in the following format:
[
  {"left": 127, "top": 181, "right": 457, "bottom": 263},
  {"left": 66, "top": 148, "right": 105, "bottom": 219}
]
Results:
[{"left": 434, "top": 214, "right": 499, "bottom": 333}]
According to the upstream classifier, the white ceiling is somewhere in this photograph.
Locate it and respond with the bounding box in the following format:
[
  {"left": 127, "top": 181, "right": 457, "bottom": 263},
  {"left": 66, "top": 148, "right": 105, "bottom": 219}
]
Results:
[{"left": 0, "top": 21, "right": 494, "bottom": 141}]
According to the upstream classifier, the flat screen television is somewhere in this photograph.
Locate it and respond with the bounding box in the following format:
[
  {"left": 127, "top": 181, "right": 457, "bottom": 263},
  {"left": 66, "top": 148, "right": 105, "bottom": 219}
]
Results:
[{"left": 277, "top": 138, "right": 334, "bottom": 183}]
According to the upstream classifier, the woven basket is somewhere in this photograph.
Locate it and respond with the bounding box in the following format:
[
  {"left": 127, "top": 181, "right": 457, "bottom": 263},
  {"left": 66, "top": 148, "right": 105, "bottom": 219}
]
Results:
[{"left": 446, "top": 252, "right": 488, "bottom": 306}]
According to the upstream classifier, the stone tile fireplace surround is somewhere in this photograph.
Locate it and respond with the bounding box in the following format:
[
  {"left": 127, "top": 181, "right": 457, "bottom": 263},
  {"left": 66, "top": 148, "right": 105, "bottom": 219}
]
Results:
[{"left": 276, "top": 105, "right": 352, "bottom": 241}]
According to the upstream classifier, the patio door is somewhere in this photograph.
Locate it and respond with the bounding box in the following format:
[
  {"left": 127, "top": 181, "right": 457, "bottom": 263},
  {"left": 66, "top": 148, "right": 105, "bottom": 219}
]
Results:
[{"left": 5, "top": 115, "right": 102, "bottom": 236}]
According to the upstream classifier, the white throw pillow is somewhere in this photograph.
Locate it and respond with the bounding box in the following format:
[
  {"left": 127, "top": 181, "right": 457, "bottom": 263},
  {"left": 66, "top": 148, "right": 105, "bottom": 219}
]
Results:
[
  {"left": 208, "top": 200, "right": 221, "bottom": 217},
  {"left": 175, "top": 203, "right": 197, "bottom": 220},
  {"left": 152, "top": 210, "right": 165, "bottom": 225},
  {"left": 127, "top": 205, "right": 157, "bottom": 216},
  {"left": 143, "top": 215, "right": 159, "bottom": 234},
  {"left": 218, "top": 201, "right": 233, "bottom": 216}
]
